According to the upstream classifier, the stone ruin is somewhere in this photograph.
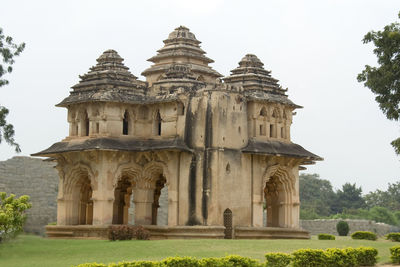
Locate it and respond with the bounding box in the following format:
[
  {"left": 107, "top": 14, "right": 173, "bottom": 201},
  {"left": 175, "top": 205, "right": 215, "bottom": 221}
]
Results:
[{"left": 32, "top": 26, "right": 322, "bottom": 239}]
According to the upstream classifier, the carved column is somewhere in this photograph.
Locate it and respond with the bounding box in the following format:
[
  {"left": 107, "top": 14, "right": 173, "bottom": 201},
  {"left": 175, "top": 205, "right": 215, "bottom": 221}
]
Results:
[{"left": 132, "top": 188, "right": 154, "bottom": 225}]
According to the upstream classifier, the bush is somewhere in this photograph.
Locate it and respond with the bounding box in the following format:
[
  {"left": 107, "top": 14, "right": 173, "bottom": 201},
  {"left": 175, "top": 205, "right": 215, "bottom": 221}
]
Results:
[
  {"left": 324, "top": 247, "right": 356, "bottom": 267},
  {"left": 265, "top": 252, "right": 291, "bottom": 267},
  {"left": 336, "top": 220, "right": 349, "bottom": 236},
  {"left": 351, "top": 231, "right": 377, "bottom": 241},
  {"left": 0, "top": 192, "right": 32, "bottom": 242},
  {"left": 108, "top": 225, "right": 150, "bottom": 241},
  {"left": 390, "top": 245, "right": 400, "bottom": 264},
  {"left": 134, "top": 225, "right": 150, "bottom": 240},
  {"left": 108, "top": 225, "right": 135, "bottom": 241},
  {"left": 354, "top": 247, "right": 378, "bottom": 266},
  {"left": 292, "top": 249, "right": 326, "bottom": 267},
  {"left": 109, "top": 261, "right": 158, "bottom": 267},
  {"left": 386, "top": 232, "right": 400, "bottom": 242},
  {"left": 160, "top": 256, "right": 199, "bottom": 266},
  {"left": 318, "top": 233, "right": 335, "bottom": 240}
]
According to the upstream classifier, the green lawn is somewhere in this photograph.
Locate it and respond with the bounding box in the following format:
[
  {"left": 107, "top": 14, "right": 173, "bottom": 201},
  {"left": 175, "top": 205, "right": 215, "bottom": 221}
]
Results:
[{"left": 0, "top": 235, "right": 396, "bottom": 267}]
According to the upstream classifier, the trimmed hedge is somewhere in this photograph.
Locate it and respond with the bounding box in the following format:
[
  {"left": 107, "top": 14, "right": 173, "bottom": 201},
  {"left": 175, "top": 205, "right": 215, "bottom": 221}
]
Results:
[
  {"left": 337, "top": 220, "right": 350, "bottom": 236},
  {"left": 265, "top": 252, "right": 291, "bottom": 267},
  {"left": 390, "top": 245, "right": 400, "bottom": 264},
  {"left": 318, "top": 233, "right": 335, "bottom": 240},
  {"left": 386, "top": 232, "right": 400, "bottom": 242},
  {"left": 351, "top": 231, "right": 377, "bottom": 241},
  {"left": 75, "top": 247, "right": 378, "bottom": 267}
]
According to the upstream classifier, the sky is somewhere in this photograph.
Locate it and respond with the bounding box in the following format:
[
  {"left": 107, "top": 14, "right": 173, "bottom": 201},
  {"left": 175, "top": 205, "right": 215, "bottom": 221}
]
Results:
[{"left": 0, "top": 0, "right": 400, "bottom": 194}]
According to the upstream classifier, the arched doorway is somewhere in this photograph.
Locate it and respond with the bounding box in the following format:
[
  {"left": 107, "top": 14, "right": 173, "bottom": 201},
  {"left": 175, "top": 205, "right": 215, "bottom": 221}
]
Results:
[
  {"left": 112, "top": 177, "right": 133, "bottom": 224},
  {"left": 223, "top": 208, "right": 233, "bottom": 239},
  {"left": 152, "top": 174, "right": 167, "bottom": 225}
]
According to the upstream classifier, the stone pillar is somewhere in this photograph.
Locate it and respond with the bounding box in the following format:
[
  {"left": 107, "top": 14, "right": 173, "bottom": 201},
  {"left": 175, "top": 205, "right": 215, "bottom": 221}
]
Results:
[
  {"left": 133, "top": 188, "right": 154, "bottom": 225},
  {"left": 123, "top": 193, "right": 131, "bottom": 224},
  {"left": 57, "top": 198, "right": 67, "bottom": 225}
]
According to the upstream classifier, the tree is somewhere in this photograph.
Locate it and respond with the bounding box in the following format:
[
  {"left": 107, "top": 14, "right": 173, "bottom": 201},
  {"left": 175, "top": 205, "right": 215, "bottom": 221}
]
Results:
[
  {"left": 332, "top": 183, "right": 365, "bottom": 214},
  {"left": 365, "top": 181, "right": 400, "bottom": 211},
  {"left": 0, "top": 192, "right": 31, "bottom": 242},
  {"left": 357, "top": 12, "right": 400, "bottom": 154},
  {"left": 299, "top": 173, "right": 336, "bottom": 217},
  {"left": 0, "top": 27, "right": 25, "bottom": 152}
]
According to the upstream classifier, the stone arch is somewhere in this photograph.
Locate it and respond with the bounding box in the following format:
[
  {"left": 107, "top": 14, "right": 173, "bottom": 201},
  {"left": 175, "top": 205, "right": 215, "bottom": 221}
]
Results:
[
  {"left": 262, "top": 164, "right": 295, "bottom": 228},
  {"left": 112, "top": 159, "right": 170, "bottom": 225},
  {"left": 63, "top": 163, "right": 96, "bottom": 225}
]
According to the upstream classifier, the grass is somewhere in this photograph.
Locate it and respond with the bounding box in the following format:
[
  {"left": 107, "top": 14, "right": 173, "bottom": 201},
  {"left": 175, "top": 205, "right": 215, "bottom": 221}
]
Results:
[{"left": 0, "top": 234, "right": 396, "bottom": 267}]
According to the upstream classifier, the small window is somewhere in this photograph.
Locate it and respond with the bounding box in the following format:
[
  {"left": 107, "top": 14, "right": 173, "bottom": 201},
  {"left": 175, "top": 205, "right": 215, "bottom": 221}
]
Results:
[
  {"left": 155, "top": 110, "right": 162, "bottom": 136},
  {"left": 260, "top": 124, "right": 266, "bottom": 136},
  {"left": 96, "top": 122, "right": 100, "bottom": 134},
  {"left": 84, "top": 111, "right": 89, "bottom": 136},
  {"left": 122, "top": 111, "right": 129, "bottom": 135},
  {"left": 281, "top": 127, "right": 285, "bottom": 139},
  {"left": 270, "top": 124, "right": 275, "bottom": 138},
  {"left": 260, "top": 107, "right": 267, "bottom": 117}
]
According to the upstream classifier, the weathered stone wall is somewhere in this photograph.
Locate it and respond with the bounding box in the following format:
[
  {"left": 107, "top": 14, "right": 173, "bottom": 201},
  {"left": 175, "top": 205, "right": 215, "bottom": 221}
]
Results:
[
  {"left": 300, "top": 219, "right": 400, "bottom": 236},
  {"left": 0, "top": 156, "right": 58, "bottom": 235}
]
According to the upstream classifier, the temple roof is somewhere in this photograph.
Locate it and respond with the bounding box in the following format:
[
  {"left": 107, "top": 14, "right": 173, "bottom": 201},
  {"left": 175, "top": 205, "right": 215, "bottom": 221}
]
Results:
[
  {"left": 141, "top": 26, "right": 222, "bottom": 82},
  {"left": 32, "top": 137, "right": 192, "bottom": 156},
  {"left": 242, "top": 139, "right": 323, "bottom": 162},
  {"left": 224, "top": 54, "right": 282, "bottom": 91},
  {"left": 57, "top": 50, "right": 146, "bottom": 107},
  {"left": 224, "top": 54, "right": 300, "bottom": 107}
]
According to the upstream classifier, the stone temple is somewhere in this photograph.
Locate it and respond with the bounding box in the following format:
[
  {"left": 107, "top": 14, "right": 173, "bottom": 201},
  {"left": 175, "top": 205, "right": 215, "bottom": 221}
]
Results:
[{"left": 34, "top": 26, "right": 322, "bottom": 239}]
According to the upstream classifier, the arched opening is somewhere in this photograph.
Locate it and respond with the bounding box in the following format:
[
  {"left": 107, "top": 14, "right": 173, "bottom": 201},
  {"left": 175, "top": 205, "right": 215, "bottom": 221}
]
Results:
[
  {"left": 152, "top": 174, "right": 167, "bottom": 225},
  {"left": 264, "top": 175, "right": 291, "bottom": 227},
  {"left": 122, "top": 110, "right": 129, "bottom": 135},
  {"left": 112, "top": 177, "right": 133, "bottom": 225},
  {"left": 260, "top": 107, "right": 267, "bottom": 117},
  {"left": 154, "top": 110, "right": 162, "bottom": 136},
  {"left": 223, "top": 208, "right": 233, "bottom": 239},
  {"left": 79, "top": 111, "right": 90, "bottom": 137},
  {"left": 78, "top": 179, "right": 93, "bottom": 225},
  {"left": 67, "top": 173, "right": 93, "bottom": 225}
]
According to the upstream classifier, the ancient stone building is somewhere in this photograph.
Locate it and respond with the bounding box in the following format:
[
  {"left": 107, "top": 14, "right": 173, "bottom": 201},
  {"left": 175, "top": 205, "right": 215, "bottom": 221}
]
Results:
[{"left": 34, "top": 26, "right": 322, "bottom": 239}]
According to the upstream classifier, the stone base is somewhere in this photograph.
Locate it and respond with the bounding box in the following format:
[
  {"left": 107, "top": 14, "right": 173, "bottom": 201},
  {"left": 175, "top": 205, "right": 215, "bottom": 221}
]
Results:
[
  {"left": 234, "top": 226, "right": 310, "bottom": 239},
  {"left": 46, "top": 225, "right": 309, "bottom": 239},
  {"left": 46, "top": 225, "right": 225, "bottom": 239}
]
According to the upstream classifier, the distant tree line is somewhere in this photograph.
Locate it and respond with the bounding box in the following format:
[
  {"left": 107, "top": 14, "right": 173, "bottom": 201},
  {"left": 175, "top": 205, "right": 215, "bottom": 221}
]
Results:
[{"left": 299, "top": 173, "right": 400, "bottom": 226}]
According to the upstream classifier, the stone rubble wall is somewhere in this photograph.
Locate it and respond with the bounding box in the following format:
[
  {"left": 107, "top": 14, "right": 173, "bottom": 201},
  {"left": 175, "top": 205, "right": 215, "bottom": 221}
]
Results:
[
  {"left": 0, "top": 156, "right": 58, "bottom": 235},
  {"left": 300, "top": 219, "right": 400, "bottom": 236}
]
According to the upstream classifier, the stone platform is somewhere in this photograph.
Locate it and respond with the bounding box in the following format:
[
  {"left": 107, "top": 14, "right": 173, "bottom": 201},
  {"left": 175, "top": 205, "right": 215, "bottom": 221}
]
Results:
[
  {"left": 46, "top": 225, "right": 309, "bottom": 239},
  {"left": 234, "top": 226, "right": 310, "bottom": 239},
  {"left": 46, "top": 225, "right": 225, "bottom": 239}
]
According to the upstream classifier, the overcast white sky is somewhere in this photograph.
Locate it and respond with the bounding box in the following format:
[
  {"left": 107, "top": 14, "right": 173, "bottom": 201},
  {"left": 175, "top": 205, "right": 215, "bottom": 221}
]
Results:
[{"left": 1, "top": 0, "right": 399, "bottom": 194}]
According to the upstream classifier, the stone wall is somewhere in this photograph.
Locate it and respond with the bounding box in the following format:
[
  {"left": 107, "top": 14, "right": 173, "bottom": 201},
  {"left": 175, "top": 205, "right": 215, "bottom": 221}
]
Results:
[
  {"left": 300, "top": 219, "right": 400, "bottom": 236},
  {"left": 0, "top": 156, "right": 58, "bottom": 235}
]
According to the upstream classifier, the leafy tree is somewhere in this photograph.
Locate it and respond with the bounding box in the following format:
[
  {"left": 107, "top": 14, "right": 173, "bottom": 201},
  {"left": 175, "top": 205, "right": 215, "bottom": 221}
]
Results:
[
  {"left": 0, "top": 27, "right": 25, "bottom": 152},
  {"left": 0, "top": 192, "right": 31, "bottom": 242},
  {"left": 368, "top": 206, "right": 398, "bottom": 225},
  {"left": 299, "top": 173, "right": 336, "bottom": 217},
  {"left": 332, "top": 183, "right": 365, "bottom": 214},
  {"left": 365, "top": 181, "right": 400, "bottom": 211},
  {"left": 357, "top": 12, "right": 400, "bottom": 154}
]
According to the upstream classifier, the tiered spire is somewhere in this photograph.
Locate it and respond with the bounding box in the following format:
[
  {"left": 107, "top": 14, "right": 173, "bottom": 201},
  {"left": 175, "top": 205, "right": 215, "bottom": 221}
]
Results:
[
  {"left": 142, "top": 26, "right": 222, "bottom": 85},
  {"left": 72, "top": 49, "right": 143, "bottom": 91},
  {"left": 224, "top": 54, "right": 286, "bottom": 95},
  {"left": 57, "top": 50, "right": 146, "bottom": 107}
]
